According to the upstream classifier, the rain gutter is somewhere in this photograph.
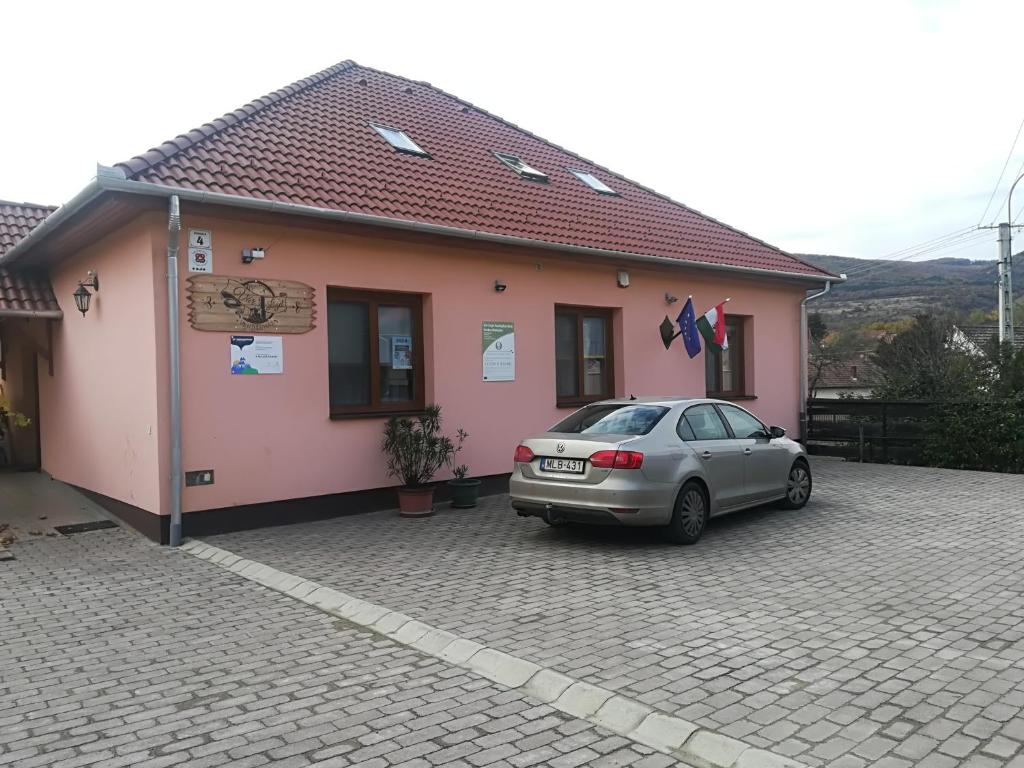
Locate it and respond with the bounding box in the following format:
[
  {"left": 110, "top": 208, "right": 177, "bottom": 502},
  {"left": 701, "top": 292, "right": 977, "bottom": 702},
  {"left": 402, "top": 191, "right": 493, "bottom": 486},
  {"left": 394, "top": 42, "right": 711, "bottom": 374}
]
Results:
[
  {"left": 166, "top": 196, "right": 182, "bottom": 547},
  {"left": 2, "top": 172, "right": 841, "bottom": 286},
  {"left": 0, "top": 309, "right": 64, "bottom": 320},
  {"left": 799, "top": 280, "right": 836, "bottom": 441}
]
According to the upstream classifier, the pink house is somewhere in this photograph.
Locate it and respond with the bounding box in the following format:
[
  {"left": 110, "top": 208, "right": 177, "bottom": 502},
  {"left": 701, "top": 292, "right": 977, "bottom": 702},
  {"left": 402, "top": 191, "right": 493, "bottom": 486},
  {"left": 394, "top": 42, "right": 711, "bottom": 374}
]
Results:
[{"left": 0, "top": 60, "right": 836, "bottom": 543}]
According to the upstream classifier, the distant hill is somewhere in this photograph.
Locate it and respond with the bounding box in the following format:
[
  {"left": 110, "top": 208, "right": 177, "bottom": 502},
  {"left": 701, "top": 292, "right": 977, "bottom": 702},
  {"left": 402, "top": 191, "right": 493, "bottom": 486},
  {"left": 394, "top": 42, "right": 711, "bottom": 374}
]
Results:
[{"left": 797, "top": 254, "right": 1024, "bottom": 329}]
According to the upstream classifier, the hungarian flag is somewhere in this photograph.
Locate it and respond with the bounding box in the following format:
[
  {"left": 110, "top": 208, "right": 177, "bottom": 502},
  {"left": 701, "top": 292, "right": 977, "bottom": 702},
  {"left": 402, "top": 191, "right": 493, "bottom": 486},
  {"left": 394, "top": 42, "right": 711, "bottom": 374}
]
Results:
[{"left": 696, "top": 302, "right": 729, "bottom": 350}]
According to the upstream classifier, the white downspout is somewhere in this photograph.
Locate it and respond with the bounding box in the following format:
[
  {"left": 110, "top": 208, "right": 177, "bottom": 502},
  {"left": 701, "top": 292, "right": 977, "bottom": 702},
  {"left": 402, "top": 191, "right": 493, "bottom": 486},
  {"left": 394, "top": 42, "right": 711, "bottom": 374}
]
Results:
[
  {"left": 799, "top": 279, "right": 833, "bottom": 442},
  {"left": 166, "top": 196, "right": 183, "bottom": 546}
]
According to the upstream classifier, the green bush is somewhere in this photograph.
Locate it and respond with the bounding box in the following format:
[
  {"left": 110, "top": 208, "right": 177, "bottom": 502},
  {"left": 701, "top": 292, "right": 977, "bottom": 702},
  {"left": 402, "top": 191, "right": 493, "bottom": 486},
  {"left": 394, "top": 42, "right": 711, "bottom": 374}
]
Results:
[{"left": 923, "top": 397, "right": 1024, "bottom": 473}]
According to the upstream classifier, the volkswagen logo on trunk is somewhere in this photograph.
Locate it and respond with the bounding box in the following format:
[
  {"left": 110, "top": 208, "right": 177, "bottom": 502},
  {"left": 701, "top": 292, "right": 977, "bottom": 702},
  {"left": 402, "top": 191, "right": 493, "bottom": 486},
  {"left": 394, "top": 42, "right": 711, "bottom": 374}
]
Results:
[{"left": 556, "top": 442, "right": 566, "bottom": 453}]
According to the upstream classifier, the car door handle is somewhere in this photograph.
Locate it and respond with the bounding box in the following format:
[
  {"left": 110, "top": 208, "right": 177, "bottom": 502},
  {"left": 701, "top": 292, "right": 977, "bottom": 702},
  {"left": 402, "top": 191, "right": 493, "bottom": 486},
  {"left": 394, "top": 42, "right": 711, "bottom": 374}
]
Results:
[
  {"left": 701, "top": 451, "right": 712, "bottom": 460},
  {"left": 743, "top": 448, "right": 752, "bottom": 456}
]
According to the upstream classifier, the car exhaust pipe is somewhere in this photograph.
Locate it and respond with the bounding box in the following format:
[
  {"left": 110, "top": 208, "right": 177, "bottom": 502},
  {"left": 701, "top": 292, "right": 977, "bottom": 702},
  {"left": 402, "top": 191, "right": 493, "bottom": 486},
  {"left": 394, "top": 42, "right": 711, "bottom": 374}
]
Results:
[{"left": 542, "top": 504, "right": 564, "bottom": 526}]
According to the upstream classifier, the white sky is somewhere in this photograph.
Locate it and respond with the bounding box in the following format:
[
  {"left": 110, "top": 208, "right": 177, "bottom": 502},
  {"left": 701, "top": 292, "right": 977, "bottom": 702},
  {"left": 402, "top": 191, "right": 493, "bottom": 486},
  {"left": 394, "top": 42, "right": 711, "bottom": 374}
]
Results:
[{"left": 2, "top": 0, "right": 1022, "bottom": 263}]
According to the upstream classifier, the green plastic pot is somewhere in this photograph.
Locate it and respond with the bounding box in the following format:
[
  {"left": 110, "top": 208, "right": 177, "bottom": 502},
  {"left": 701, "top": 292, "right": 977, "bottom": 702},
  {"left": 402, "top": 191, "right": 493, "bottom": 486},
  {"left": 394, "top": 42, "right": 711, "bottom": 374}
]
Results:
[{"left": 448, "top": 478, "right": 481, "bottom": 508}]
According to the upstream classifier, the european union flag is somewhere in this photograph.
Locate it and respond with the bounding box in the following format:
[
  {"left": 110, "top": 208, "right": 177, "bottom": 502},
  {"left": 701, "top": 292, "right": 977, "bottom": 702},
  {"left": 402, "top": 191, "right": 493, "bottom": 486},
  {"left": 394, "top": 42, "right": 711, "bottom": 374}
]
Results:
[{"left": 677, "top": 298, "right": 701, "bottom": 359}]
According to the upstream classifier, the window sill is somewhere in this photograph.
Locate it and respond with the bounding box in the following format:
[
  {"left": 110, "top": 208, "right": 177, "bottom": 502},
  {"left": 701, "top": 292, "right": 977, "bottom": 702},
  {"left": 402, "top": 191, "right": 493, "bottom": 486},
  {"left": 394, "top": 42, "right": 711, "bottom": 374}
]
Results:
[
  {"left": 708, "top": 394, "right": 758, "bottom": 401},
  {"left": 330, "top": 409, "right": 427, "bottom": 421}
]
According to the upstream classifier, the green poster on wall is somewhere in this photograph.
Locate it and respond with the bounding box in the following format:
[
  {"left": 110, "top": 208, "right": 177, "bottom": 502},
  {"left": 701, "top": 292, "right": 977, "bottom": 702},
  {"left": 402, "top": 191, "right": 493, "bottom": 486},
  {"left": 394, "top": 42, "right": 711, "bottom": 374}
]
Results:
[{"left": 482, "top": 321, "right": 515, "bottom": 382}]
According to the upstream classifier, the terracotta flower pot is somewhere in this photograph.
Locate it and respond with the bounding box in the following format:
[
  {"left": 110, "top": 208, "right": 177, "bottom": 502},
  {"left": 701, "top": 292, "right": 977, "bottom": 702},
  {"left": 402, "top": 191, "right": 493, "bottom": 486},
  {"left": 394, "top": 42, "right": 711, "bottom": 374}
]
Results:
[{"left": 397, "top": 486, "right": 435, "bottom": 517}]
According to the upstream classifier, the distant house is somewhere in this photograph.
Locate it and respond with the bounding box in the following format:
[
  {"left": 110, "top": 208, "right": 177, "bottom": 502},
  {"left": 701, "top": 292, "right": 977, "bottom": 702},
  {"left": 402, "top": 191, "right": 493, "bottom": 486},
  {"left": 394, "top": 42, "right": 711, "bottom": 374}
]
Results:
[
  {"left": 810, "top": 352, "right": 882, "bottom": 399},
  {"left": 952, "top": 325, "right": 1024, "bottom": 357},
  {"left": 0, "top": 60, "right": 836, "bottom": 542}
]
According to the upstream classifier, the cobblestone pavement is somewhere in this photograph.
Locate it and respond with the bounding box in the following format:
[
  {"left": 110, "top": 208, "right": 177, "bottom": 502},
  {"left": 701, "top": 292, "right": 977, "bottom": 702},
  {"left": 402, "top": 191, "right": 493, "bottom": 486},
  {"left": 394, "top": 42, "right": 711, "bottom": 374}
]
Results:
[
  {"left": 1, "top": 529, "right": 689, "bottom": 767},
  {"left": 210, "top": 459, "right": 1024, "bottom": 767}
]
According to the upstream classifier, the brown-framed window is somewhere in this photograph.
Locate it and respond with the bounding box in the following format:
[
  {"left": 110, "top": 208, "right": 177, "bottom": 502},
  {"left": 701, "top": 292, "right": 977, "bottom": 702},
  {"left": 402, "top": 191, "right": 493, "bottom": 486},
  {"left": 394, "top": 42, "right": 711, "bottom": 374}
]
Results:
[
  {"left": 705, "top": 317, "right": 745, "bottom": 397},
  {"left": 327, "top": 288, "right": 425, "bottom": 416},
  {"left": 555, "top": 305, "right": 614, "bottom": 406}
]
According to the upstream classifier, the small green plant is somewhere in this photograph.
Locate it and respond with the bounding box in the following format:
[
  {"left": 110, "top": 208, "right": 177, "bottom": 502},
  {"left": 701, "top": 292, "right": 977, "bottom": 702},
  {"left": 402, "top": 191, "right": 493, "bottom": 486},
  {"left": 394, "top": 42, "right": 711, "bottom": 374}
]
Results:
[
  {"left": 451, "top": 429, "right": 469, "bottom": 480},
  {"left": 382, "top": 406, "right": 466, "bottom": 487},
  {"left": 0, "top": 392, "right": 30, "bottom": 429}
]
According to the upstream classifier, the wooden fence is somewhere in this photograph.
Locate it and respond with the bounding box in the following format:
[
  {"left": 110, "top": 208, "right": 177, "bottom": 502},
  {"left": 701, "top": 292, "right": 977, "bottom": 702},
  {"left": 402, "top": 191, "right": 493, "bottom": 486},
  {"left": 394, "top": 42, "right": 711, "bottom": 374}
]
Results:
[{"left": 805, "top": 399, "right": 934, "bottom": 463}]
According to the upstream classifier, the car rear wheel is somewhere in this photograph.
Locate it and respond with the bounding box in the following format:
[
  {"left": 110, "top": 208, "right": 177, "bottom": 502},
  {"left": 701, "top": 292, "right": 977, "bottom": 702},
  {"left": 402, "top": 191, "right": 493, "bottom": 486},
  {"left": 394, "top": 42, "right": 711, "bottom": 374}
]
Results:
[
  {"left": 779, "top": 459, "right": 812, "bottom": 509},
  {"left": 665, "top": 481, "right": 708, "bottom": 545}
]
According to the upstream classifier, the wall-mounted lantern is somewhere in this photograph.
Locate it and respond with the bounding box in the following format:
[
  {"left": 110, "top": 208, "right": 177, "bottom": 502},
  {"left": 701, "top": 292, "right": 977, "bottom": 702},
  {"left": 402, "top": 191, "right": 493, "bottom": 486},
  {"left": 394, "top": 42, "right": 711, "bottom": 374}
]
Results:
[{"left": 73, "top": 271, "right": 99, "bottom": 317}]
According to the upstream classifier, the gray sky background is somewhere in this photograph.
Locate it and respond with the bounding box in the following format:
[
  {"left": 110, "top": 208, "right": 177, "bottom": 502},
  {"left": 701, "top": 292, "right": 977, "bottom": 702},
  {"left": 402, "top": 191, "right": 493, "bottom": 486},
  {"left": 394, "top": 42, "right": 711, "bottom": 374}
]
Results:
[{"left": 2, "top": 0, "right": 1022, "bottom": 263}]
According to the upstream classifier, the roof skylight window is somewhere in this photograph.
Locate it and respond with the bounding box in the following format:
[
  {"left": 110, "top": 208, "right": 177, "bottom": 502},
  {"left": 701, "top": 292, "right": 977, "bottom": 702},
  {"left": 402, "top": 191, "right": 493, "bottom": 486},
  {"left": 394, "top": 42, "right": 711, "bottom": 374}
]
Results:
[
  {"left": 370, "top": 122, "right": 428, "bottom": 156},
  {"left": 569, "top": 169, "right": 618, "bottom": 195},
  {"left": 494, "top": 152, "right": 548, "bottom": 182}
]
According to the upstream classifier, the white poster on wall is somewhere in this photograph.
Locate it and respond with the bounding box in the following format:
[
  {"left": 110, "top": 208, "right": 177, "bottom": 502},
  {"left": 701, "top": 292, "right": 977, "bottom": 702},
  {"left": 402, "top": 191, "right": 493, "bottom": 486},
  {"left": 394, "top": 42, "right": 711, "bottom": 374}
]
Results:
[
  {"left": 482, "top": 321, "right": 515, "bottom": 381},
  {"left": 230, "top": 335, "right": 283, "bottom": 374},
  {"left": 391, "top": 335, "right": 413, "bottom": 370}
]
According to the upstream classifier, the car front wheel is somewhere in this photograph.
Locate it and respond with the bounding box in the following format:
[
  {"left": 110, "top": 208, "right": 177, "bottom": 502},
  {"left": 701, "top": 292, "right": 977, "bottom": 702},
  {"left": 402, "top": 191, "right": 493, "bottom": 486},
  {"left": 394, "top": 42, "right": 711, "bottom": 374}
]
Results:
[
  {"left": 665, "top": 481, "right": 708, "bottom": 545},
  {"left": 780, "top": 460, "right": 812, "bottom": 509}
]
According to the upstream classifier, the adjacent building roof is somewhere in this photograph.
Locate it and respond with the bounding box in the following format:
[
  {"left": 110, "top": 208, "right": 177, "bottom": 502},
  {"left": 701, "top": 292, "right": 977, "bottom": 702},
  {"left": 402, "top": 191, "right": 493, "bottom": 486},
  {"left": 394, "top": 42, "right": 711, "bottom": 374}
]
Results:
[
  {"left": 0, "top": 201, "right": 55, "bottom": 259},
  {"left": 815, "top": 355, "right": 883, "bottom": 390},
  {"left": 115, "top": 60, "right": 831, "bottom": 279},
  {"left": 0, "top": 202, "right": 62, "bottom": 318},
  {"left": 0, "top": 267, "right": 62, "bottom": 318},
  {"left": 955, "top": 325, "right": 1024, "bottom": 354}
]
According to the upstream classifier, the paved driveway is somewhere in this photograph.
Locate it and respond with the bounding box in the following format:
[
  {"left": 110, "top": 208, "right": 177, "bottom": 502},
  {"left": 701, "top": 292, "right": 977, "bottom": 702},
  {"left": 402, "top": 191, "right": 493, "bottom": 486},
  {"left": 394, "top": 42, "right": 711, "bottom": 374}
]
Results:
[
  {"left": 209, "top": 459, "right": 1024, "bottom": 767},
  {"left": 2, "top": 528, "right": 684, "bottom": 767}
]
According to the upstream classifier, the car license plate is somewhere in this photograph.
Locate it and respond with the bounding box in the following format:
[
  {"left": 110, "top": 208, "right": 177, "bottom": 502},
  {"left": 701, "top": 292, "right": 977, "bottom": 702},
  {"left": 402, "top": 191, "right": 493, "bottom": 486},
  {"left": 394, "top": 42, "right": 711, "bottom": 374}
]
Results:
[{"left": 540, "top": 458, "right": 584, "bottom": 473}]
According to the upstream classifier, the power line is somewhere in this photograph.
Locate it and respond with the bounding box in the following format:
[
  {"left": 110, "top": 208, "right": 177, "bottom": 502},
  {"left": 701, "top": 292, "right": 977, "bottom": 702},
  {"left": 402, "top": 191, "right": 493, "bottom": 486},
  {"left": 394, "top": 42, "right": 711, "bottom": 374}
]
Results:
[
  {"left": 844, "top": 230, "right": 991, "bottom": 278},
  {"left": 859, "top": 225, "right": 977, "bottom": 263},
  {"left": 843, "top": 228, "right": 988, "bottom": 276},
  {"left": 846, "top": 233, "right": 990, "bottom": 278},
  {"left": 988, "top": 155, "right": 1024, "bottom": 226},
  {"left": 979, "top": 112, "right": 1024, "bottom": 226}
]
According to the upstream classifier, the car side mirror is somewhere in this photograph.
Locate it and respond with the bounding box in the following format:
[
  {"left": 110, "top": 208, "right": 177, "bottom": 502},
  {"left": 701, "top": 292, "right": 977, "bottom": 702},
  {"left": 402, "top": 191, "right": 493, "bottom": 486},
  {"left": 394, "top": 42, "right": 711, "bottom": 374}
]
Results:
[{"left": 769, "top": 426, "right": 786, "bottom": 439}]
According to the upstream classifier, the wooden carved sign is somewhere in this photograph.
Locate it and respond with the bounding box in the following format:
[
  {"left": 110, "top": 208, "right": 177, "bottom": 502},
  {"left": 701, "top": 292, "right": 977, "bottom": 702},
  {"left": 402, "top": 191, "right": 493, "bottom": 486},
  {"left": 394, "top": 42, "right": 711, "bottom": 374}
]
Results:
[{"left": 187, "top": 275, "right": 316, "bottom": 334}]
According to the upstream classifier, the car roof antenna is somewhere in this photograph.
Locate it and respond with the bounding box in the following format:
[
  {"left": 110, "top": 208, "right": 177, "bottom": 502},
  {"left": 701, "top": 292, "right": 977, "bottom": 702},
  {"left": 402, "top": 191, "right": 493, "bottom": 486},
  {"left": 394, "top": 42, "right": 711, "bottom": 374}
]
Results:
[{"left": 629, "top": 394, "right": 637, "bottom": 400}]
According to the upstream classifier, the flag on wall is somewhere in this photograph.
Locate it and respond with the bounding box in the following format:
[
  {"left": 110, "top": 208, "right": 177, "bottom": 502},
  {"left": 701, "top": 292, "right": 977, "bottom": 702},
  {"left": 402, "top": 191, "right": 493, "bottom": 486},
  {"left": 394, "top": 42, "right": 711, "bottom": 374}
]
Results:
[
  {"left": 676, "top": 298, "right": 701, "bottom": 359},
  {"left": 696, "top": 302, "right": 729, "bottom": 351}
]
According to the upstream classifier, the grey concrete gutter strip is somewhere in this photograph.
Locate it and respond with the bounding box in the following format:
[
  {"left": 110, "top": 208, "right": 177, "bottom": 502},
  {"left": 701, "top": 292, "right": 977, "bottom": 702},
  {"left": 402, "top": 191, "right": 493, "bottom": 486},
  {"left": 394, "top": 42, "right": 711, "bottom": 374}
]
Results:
[
  {"left": 2, "top": 172, "right": 839, "bottom": 287},
  {"left": 180, "top": 539, "right": 809, "bottom": 768}
]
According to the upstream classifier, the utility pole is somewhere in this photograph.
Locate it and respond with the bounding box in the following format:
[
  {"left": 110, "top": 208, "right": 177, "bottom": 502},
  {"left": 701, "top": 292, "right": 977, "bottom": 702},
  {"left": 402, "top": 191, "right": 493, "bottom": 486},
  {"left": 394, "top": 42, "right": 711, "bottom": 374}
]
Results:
[
  {"left": 998, "top": 222, "right": 1015, "bottom": 344},
  {"left": 982, "top": 174, "right": 1022, "bottom": 344}
]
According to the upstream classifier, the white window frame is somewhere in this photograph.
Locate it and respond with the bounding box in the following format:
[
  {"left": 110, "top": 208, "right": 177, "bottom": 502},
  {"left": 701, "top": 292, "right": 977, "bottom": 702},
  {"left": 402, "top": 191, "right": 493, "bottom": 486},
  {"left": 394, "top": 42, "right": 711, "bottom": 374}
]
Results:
[
  {"left": 569, "top": 168, "right": 618, "bottom": 195},
  {"left": 369, "top": 122, "right": 428, "bottom": 156},
  {"left": 493, "top": 152, "right": 548, "bottom": 182}
]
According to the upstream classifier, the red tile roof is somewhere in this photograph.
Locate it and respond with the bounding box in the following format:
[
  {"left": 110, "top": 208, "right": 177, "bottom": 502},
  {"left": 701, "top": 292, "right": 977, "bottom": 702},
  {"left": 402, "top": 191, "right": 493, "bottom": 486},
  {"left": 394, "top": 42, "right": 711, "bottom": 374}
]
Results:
[
  {"left": 116, "top": 61, "right": 831, "bottom": 279},
  {"left": 0, "top": 202, "right": 62, "bottom": 318},
  {"left": 0, "top": 201, "right": 55, "bottom": 259},
  {"left": 0, "top": 267, "right": 62, "bottom": 318}
]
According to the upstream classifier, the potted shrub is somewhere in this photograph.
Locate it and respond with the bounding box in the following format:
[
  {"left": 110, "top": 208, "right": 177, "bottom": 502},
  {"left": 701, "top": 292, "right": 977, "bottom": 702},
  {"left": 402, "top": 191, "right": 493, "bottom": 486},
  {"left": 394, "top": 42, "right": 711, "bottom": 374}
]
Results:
[
  {"left": 382, "top": 405, "right": 463, "bottom": 517},
  {"left": 448, "top": 429, "right": 481, "bottom": 508},
  {"left": 0, "top": 392, "right": 30, "bottom": 468}
]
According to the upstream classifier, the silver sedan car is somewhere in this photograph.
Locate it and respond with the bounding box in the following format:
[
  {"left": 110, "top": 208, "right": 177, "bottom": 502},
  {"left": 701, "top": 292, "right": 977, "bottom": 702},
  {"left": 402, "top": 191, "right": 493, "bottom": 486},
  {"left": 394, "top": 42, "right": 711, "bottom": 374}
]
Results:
[{"left": 510, "top": 397, "right": 811, "bottom": 544}]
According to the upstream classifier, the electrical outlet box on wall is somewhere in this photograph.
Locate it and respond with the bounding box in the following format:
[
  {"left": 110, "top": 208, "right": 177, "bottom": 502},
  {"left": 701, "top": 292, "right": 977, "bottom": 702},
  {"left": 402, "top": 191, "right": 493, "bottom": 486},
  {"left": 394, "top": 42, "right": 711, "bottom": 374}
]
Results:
[{"left": 185, "top": 470, "right": 215, "bottom": 487}]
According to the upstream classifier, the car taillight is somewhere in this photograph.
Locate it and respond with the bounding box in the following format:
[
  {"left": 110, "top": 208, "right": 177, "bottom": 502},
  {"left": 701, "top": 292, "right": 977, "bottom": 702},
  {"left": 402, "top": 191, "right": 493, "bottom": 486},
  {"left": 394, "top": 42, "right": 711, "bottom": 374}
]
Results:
[
  {"left": 589, "top": 450, "right": 644, "bottom": 469},
  {"left": 514, "top": 445, "right": 535, "bottom": 463}
]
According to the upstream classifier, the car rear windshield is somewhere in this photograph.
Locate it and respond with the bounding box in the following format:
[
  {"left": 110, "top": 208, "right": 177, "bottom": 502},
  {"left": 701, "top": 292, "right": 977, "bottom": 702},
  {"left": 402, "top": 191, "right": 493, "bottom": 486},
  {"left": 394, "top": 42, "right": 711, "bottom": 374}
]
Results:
[{"left": 550, "top": 404, "right": 669, "bottom": 436}]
